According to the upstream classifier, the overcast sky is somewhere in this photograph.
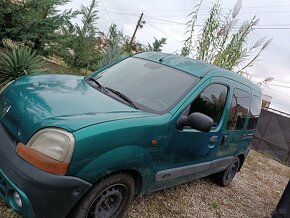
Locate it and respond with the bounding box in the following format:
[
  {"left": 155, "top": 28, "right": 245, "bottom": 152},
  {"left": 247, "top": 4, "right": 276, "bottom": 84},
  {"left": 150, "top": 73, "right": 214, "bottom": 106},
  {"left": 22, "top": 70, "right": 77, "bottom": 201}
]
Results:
[{"left": 63, "top": 0, "right": 290, "bottom": 113}]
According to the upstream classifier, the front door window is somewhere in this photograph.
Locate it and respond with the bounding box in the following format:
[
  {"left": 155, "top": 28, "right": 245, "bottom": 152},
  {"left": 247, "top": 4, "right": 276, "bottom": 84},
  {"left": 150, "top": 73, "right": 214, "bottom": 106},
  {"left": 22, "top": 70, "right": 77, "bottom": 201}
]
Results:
[{"left": 187, "top": 84, "right": 228, "bottom": 128}]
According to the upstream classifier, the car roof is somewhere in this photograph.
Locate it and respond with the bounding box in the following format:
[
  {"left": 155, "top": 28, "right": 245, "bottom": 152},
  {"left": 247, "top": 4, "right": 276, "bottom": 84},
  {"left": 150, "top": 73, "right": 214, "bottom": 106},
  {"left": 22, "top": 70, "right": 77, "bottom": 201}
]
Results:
[{"left": 134, "top": 52, "right": 261, "bottom": 95}]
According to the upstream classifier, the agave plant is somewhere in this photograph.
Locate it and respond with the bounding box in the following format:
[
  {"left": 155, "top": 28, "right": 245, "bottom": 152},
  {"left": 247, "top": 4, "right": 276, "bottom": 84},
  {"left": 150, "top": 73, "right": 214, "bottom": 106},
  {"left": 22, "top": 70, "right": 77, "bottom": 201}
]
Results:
[{"left": 0, "top": 45, "right": 45, "bottom": 84}]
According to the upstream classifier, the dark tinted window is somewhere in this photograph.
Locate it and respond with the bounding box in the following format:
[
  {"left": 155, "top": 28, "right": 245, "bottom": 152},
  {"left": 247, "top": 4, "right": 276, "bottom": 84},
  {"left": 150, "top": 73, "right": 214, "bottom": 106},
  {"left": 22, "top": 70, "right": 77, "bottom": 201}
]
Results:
[
  {"left": 247, "top": 96, "right": 262, "bottom": 130},
  {"left": 188, "top": 84, "right": 228, "bottom": 127},
  {"left": 93, "top": 58, "right": 198, "bottom": 114},
  {"left": 227, "top": 89, "right": 250, "bottom": 130}
]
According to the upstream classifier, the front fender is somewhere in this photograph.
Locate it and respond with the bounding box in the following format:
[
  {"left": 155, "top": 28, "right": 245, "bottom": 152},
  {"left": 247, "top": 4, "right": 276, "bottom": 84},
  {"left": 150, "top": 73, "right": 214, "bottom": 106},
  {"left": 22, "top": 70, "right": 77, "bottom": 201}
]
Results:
[{"left": 72, "top": 145, "right": 155, "bottom": 192}]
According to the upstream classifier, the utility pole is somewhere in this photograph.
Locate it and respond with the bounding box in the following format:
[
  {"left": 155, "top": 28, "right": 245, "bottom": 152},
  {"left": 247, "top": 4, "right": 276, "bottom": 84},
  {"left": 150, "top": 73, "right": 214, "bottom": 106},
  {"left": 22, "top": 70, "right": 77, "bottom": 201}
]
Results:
[{"left": 130, "top": 12, "right": 144, "bottom": 46}]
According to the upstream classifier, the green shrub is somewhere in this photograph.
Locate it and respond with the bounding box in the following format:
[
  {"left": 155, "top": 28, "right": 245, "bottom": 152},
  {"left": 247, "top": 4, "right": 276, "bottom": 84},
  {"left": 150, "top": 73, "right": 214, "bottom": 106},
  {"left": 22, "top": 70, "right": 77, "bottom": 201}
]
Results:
[{"left": 0, "top": 46, "right": 45, "bottom": 84}]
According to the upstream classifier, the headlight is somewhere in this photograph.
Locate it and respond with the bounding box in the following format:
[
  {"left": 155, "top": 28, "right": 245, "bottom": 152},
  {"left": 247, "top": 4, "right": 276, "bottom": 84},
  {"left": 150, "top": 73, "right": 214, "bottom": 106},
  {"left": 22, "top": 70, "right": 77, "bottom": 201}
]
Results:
[
  {"left": 27, "top": 128, "right": 75, "bottom": 161},
  {"left": 16, "top": 128, "right": 75, "bottom": 175}
]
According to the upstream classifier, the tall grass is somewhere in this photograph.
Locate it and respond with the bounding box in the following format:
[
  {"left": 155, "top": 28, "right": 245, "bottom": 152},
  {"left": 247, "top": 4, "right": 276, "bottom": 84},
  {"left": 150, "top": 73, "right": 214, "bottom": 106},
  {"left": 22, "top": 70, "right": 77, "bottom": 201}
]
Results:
[{"left": 183, "top": 0, "right": 271, "bottom": 72}]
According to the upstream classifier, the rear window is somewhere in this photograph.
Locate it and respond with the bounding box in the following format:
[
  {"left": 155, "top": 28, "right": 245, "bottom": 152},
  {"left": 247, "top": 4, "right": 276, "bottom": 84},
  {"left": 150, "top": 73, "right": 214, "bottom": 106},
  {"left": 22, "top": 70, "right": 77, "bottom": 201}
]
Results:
[
  {"left": 227, "top": 88, "right": 250, "bottom": 130},
  {"left": 247, "top": 96, "right": 262, "bottom": 130}
]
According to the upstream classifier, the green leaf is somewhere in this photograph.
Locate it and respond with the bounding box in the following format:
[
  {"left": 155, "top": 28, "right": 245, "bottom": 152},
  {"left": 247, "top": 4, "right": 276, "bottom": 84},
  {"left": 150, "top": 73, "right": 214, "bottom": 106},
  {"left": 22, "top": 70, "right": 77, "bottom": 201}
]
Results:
[{"left": 0, "top": 46, "right": 45, "bottom": 81}]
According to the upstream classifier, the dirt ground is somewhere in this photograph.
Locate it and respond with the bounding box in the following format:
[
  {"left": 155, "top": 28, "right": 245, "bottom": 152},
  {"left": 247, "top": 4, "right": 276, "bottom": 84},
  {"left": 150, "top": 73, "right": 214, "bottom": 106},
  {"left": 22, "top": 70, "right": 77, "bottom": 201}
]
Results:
[{"left": 1, "top": 150, "right": 289, "bottom": 218}]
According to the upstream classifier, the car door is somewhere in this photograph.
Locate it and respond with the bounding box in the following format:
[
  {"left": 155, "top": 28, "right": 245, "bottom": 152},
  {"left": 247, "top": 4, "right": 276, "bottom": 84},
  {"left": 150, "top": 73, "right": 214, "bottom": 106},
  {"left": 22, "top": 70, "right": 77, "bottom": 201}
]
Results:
[
  {"left": 155, "top": 80, "right": 230, "bottom": 184},
  {"left": 214, "top": 80, "right": 252, "bottom": 167}
]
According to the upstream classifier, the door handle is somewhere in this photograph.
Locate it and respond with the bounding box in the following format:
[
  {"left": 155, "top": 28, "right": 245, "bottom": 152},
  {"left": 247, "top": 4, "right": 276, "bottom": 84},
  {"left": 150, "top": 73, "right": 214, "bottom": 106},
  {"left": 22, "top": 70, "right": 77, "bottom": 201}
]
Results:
[
  {"left": 242, "top": 133, "right": 254, "bottom": 139},
  {"left": 221, "top": 135, "right": 228, "bottom": 146},
  {"left": 210, "top": 135, "right": 218, "bottom": 143}
]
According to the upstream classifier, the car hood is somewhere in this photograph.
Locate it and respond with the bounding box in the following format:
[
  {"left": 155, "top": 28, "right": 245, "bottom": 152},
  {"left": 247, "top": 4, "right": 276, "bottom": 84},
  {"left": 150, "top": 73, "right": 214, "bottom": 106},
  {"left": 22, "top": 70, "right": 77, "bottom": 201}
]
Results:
[{"left": 0, "top": 74, "right": 155, "bottom": 143}]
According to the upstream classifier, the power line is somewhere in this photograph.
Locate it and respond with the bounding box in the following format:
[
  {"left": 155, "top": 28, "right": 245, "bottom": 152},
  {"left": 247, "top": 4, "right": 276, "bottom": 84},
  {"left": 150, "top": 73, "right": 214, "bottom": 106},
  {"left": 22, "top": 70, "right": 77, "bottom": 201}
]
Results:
[
  {"left": 145, "top": 10, "right": 290, "bottom": 17},
  {"left": 251, "top": 80, "right": 290, "bottom": 89},
  {"left": 99, "top": 9, "right": 140, "bottom": 16},
  {"left": 142, "top": 14, "right": 190, "bottom": 18},
  {"left": 147, "top": 21, "right": 187, "bottom": 26},
  {"left": 99, "top": 4, "right": 290, "bottom": 12},
  {"left": 253, "top": 27, "right": 290, "bottom": 30},
  {"left": 262, "top": 86, "right": 290, "bottom": 98},
  {"left": 146, "top": 21, "right": 183, "bottom": 45},
  {"left": 96, "top": 8, "right": 290, "bottom": 32},
  {"left": 72, "top": 3, "right": 290, "bottom": 15},
  {"left": 99, "top": 7, "right": 290, "bottom": 15},
  {"left": 98, "top": 9, "right": 290, "bottom": 29},
  {"left": 250, "top": 75, "right": 290, "bottom": 84},
  {"left": 239, "top": 10, "right": 290, "bottom": 14},
  {"left": 146, "top": 17, "right": 290, "bottom": 30},
  {"left": 255, "top": 24, "right": 290, "bottom": 27},
  {"left": 99, "top": 0, "right": 114, "bottom": 23},
  {"left": 268, "top": 84, "right": 290, "bottom": 89},
  {"left": 146, "top": 16, "right": 189, "bottom": 25},
  {"left": 148, "top": 21, "right": 290, "bottom": 30},
  {"left": 243, "top": 5, "right": 290, "bottom": 9},
  {"left": 246, "top": 78, "right": 290, "bottom": 93}
]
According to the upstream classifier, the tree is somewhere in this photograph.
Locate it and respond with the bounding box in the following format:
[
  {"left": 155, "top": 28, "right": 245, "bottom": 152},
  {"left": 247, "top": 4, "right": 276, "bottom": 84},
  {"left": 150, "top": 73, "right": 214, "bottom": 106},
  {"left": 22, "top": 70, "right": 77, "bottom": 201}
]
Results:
[
  {"left": 96, "top": 24, "right": 147, "bottom": 69},
  {"left": 182, "top": 0, "right": 271, "bottom": 73},
  {"left": 0, "top": 0, "right": 169, "bottom": 72},
  {"left": 147, "top": 37, "right": 167, "bottom": 52},
  {"left": 96, "top": 27, "right": 169, "bottom": 69},
  {"left": 96, "top": 24, "right": 127, "bottom": 69},
  {"left": 0, "top": 0, "right": 77, "bottom": 56},
  {"left": 59, "top": 0, "right": 101, "bottom": 70}
]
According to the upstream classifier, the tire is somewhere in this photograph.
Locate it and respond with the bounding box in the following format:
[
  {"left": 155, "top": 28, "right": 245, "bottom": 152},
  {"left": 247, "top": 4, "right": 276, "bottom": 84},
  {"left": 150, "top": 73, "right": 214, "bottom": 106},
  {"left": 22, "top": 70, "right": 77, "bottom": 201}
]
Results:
[
  {"left": 70, "top": 173, "right": 135, "bottom": 218},
  {"left": 214, "top": 157, "right": 240, "bottom": 187}
]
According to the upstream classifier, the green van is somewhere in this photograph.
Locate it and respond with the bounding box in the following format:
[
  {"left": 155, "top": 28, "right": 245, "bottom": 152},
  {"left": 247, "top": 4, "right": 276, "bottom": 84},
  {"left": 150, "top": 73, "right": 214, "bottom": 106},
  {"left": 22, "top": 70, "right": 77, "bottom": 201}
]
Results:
[{"left": 0, "top": 52, "right": 262, "bottom": 218}]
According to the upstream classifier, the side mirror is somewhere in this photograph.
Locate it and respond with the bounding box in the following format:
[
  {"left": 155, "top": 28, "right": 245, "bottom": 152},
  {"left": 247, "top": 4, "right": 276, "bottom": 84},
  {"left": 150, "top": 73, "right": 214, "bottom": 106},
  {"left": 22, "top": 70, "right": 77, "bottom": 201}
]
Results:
[{"left": 177, "top": 112, "right": 214, "bottom": 132}]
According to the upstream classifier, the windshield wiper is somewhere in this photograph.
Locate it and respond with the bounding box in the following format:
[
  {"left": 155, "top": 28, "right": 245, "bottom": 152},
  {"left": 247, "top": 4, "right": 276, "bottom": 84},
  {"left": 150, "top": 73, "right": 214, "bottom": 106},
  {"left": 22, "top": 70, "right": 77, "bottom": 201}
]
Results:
[
  {"left": 85, "top": 77, "right": 103, "bottom": 90},
  {"left": 105, "top": 87, "right": 139, "bottom": 109}
]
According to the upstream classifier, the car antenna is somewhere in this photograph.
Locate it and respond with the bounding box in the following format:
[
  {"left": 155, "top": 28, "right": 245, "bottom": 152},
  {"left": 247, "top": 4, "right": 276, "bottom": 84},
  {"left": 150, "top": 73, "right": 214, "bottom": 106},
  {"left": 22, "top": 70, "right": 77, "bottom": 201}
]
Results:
[{"left": 159, "top": 50, "right": 179, "bottom": 63}]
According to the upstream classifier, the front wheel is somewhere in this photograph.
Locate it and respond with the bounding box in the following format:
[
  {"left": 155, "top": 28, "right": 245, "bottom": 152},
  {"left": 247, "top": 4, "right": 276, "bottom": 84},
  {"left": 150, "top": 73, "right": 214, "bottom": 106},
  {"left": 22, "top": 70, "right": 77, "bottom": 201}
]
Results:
[
  {"left": 214, "top": 157, "right": 240, "bottom": 187},
  {"left": 70, "top": 173, "right": 135, "bottom": 218}
]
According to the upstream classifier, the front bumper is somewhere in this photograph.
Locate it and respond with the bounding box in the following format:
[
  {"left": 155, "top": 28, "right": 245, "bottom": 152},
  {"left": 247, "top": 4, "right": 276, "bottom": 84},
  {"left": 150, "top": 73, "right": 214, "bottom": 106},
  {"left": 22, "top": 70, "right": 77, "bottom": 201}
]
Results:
[{"left": 0, "top": 122, "right": 92, "bottom": 218}]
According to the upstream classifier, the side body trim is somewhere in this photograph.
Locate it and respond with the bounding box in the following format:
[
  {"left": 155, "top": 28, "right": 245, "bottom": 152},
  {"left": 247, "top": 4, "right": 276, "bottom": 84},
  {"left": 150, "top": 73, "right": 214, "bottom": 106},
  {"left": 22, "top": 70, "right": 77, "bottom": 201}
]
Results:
[
  {"left": 155, "top": 162, "right": 211, "bottom": 182},
  {"left": 155, "top": 156, "right": 235, "bottom": 182},
  {"left": 211, "top": 156, "right": 234, "bottom": 169}
]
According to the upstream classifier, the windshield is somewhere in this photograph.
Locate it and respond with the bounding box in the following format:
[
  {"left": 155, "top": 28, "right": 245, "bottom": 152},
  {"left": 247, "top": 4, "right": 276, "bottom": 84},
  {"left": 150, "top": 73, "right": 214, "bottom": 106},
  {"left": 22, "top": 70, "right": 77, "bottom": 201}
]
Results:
[{"left": 92, "top": 57, "right": 199, "bottom": 114}]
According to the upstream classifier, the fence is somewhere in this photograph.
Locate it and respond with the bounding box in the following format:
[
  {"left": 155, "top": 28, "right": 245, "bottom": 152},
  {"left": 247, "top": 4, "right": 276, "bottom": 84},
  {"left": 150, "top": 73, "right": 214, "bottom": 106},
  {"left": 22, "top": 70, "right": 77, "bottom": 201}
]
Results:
[{"left": 252, "top": 108, "right": 290, "bottom": 166}]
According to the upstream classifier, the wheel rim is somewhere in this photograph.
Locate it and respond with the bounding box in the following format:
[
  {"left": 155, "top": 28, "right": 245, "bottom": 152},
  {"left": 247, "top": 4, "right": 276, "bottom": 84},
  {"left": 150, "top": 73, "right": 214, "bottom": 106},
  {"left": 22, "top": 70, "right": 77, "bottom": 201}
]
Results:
[
  {"left": 86, "top": 184, "right": 128, "bottom": 218},
  {"left": 225, "top": 161, "right": 239, "bottom": 184}
]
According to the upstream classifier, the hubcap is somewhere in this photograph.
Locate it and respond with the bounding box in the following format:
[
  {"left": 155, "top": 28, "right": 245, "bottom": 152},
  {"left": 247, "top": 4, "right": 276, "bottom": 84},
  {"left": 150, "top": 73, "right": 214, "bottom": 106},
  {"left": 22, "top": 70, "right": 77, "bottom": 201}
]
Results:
[
  {"left": 225, "top": 161, "right": 239, "bottom": 183},
  {"left": 86, "top": 184, "right": 128, "bottom": 218}
]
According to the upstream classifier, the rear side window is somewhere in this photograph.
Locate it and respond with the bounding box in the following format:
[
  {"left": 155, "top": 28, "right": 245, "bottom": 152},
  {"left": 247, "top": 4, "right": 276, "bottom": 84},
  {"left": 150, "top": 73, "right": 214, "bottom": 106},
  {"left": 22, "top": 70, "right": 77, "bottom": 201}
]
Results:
[
  {"left": 227, "top": 89, "right": 250, "bottom": 130},
  {"left": 247, "top": 96, "right": 262, "bottom": 130},
  {"left": 188, "top": 84, "right": 228, "bottom": 127}
]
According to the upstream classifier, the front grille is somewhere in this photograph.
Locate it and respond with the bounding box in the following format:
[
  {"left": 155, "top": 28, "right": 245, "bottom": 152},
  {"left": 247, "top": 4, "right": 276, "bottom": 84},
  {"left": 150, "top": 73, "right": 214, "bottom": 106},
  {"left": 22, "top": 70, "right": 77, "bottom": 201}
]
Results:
[{"left": 0, "top": 173, "right": 8, "bottom": 199}]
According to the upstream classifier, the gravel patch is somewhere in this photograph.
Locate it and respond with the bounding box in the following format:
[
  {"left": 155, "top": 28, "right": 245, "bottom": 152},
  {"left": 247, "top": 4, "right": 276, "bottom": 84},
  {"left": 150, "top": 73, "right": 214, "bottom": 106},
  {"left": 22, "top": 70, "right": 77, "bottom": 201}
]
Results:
[{"left": 1, "top": 150, "right": 289, "bottom": 218}]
